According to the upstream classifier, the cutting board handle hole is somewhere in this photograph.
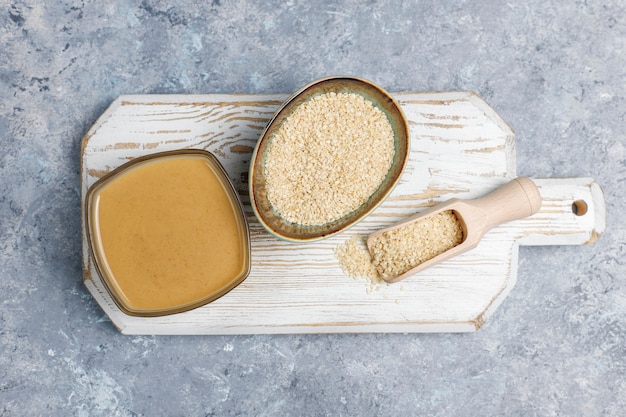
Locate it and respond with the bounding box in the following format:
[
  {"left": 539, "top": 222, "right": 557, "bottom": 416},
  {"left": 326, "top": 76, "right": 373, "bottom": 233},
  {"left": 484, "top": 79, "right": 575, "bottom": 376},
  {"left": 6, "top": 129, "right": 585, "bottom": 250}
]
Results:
[{"left": 572, "top": 200, "right": 588, "bottom": 216}]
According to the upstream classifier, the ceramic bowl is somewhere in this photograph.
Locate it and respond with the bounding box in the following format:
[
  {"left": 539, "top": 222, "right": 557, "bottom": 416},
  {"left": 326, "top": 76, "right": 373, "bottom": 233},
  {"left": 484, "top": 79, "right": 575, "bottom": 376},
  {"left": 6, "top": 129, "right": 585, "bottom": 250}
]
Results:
[{"left": 249, "top": 76, "right": 410, "bottom": 242}]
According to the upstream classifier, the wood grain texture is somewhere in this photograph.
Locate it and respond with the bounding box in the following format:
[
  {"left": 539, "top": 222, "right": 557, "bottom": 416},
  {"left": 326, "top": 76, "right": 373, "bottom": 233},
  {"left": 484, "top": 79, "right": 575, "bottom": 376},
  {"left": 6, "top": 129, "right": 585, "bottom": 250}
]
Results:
[{"left": 80, "top": 91, "right": 606, "bottom": 334}]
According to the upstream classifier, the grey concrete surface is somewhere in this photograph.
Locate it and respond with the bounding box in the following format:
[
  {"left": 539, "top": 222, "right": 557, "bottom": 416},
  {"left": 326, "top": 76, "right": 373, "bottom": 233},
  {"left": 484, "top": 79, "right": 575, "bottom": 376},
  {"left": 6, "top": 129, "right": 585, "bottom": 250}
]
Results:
[{"left": 1, "top": 1, "right": 624, "bottom": 416}]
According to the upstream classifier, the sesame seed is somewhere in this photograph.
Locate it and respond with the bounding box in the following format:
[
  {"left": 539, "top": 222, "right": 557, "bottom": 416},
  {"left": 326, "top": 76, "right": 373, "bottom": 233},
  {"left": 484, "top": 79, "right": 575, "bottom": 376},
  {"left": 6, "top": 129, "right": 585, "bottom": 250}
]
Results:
[
  {"left": 369, "top": 210, "right": 464, "bottom": 278},
  {"left": 334, "top": 235, "right": 382, "bottom": 283},
  {"left": 264, "top": 92, "right": 395, "bottom": 226}
]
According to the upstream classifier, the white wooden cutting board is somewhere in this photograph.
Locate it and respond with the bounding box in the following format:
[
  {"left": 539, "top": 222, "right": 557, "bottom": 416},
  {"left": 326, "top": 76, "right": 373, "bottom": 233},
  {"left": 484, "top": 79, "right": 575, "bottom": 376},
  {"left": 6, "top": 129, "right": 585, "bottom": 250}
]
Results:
[{"left": 80, "top": 91, "right": 605, "bottom": 334}]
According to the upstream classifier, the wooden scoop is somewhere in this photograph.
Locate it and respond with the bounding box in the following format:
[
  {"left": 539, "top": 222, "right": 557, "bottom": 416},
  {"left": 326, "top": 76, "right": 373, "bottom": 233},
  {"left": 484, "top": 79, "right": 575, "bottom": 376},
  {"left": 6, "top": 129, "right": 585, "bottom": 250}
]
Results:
[{"left": 367, "top": 177, "right": 542, "bottom": 283}]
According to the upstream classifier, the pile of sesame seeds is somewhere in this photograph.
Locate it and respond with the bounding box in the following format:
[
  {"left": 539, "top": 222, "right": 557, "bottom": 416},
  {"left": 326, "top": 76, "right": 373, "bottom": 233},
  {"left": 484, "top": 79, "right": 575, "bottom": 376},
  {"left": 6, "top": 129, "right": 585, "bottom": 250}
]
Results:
[
  {"left": 264, "top": 91, "right": 395, "bottom": 226},
  {"left": 334, "top": 235, "right": 381, "bottom": 282}
]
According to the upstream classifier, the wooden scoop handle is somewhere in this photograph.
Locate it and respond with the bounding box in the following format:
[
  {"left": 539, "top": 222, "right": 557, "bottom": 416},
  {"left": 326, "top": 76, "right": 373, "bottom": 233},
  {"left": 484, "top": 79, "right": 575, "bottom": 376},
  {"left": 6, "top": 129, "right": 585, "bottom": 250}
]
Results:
[{"left": 468, "top": 177, "right": 541, "bottom": 232}]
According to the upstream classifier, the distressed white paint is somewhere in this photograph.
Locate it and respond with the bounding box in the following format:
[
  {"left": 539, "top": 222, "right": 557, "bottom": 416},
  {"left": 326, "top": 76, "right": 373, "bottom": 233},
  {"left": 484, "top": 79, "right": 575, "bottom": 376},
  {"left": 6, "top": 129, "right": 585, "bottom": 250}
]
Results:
[{"left": 80, "top": 92, "right": 605, "bottom": 334}]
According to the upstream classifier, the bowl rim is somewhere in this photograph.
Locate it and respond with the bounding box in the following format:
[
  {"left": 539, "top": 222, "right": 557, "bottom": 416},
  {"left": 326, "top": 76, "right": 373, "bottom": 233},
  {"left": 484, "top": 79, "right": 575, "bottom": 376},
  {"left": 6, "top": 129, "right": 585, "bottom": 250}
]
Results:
[{"left": 248, "top": 75, "right": 410, "bottom": 242}]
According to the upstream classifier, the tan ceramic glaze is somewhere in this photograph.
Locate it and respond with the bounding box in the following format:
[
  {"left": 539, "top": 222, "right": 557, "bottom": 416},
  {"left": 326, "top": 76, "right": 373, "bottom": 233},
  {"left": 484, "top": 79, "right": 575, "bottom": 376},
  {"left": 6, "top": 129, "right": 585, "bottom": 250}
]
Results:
[
  {"left": 249, "top": 76, "right": 410, "bottom": 242},
  {"left": 85, "top": 150, "right": 250, "bottom": 316}
]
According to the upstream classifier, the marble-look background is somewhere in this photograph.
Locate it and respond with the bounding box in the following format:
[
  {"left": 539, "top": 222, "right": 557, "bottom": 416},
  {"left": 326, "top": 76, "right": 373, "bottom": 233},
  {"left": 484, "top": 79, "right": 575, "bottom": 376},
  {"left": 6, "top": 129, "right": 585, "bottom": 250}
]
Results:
[{"left": 1, "top": 1, "right": 624, "bottom": 416}]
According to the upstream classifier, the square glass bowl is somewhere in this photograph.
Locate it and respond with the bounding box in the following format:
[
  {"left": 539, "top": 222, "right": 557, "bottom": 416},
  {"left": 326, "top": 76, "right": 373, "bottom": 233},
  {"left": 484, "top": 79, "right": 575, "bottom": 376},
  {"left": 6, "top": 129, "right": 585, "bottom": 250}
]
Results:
[{"left": 85, "top": 149, "right": 250, "bottom": 316}]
